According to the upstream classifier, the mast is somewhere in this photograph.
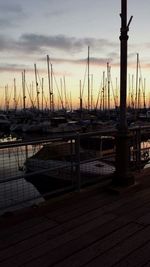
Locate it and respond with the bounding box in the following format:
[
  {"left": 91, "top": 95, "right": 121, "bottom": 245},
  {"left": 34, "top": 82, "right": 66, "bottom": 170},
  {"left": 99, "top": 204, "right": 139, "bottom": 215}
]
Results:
[
  {"left": 34, "top": 64, "right": 40, "bottom": 110},
  {"left": 91, "top": 74, "right": 93, "bottom": 110},
  {"left": 115, "top": 77, "right": 119, "bottom": 108},
  {"left": 41, "top": 78, "right": 44, "bottom": 112},
  {"left": 51, "top": 64, "right": 54, "bottom": 111},
  {"left": 63, "top": 76, "right": 67, "bottom": 110},
  {"left": 5, "top": 85, "right": 9, "bottom": 113},
  {"left": 60, "top": 78, "right": 64, "bottom": 110},
  {"left": 102, "top": 71, "right": 105, "bottom": 110},
  {"left": 22, "top": 70, "right": 26, "bottom": 111},
  {"left": 137, "top": 77, "right": 141, "bottom": 110},
  {"left": 79, "top": 80, "right": 83, "bottom": 116},
  {"left": 143, "top": 78, "right": 146, "bottom": 109},
  {"left": 87, "top": 46, "right": 90, "bottom": 111},
  {"left": 47, "top": 55, "right": 51, "bottom": 111},
  {"left": 107, "top": 62, "right": 111, "bottom": 114},
  {"left": 131, "top": 74, "right": 134, "bottom": 109},
  {"left": 135, "top": 53, "right": 139, "bottom": 110},
  {"left": 13, "top": 78, "right": 17, "bottom": 111}
]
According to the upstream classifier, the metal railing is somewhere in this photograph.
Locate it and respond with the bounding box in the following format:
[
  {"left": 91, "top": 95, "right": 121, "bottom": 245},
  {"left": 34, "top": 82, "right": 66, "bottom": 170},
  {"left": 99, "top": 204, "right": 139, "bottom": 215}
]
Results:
[{"left": 0, "top": 126, "right": 150, "bottom": 214}]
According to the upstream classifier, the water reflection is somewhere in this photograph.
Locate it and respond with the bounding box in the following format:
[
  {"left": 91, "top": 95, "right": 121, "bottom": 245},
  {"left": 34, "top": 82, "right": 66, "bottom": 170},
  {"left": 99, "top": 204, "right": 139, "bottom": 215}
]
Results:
[{"left": 0, "top": 137, "right": 44, "bottom": 213}]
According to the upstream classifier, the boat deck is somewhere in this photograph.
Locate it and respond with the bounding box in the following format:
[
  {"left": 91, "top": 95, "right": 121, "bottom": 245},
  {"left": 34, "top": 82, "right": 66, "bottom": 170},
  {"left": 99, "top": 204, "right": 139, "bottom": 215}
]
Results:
[{"left": 1, "top": 169, "right": 150, "bottom": 266}]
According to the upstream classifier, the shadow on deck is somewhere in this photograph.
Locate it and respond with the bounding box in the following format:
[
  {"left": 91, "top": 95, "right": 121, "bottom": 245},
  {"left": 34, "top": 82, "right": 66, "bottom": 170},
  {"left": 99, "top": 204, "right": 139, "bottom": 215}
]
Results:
[{"left": 1, "top": 168, "right": 150, "bottom": 266}]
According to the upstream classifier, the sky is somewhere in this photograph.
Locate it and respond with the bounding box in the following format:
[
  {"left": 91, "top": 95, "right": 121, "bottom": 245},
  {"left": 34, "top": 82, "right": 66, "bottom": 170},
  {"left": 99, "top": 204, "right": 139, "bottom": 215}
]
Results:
[{"left": 0, "top": 0, "right": 150, "bottom": 109}]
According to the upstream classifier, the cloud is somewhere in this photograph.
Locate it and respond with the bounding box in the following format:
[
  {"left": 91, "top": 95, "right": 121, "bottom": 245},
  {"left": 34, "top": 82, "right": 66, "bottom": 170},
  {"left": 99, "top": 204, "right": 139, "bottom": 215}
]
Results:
[
  {"left": 0, "top": 18, "right": 13, "bottom": 28},
  {"left": 0, "top": 33, "right": 118, "bottom": 56},
  {"left": 0, "top": 3, "right": 26, "bottom": 28},
  {"left": 0, "top": 3, "right": 23, "bottom": 14},
  {"left": 0, "top": 63, "right": 31, "bottom": 73},
  {"left": 0, "top": 35, "right": 18, "bottom": 51},
  {"left": 45, "top": 9, "right": 67, "bottom": 17},
  {"left": 19, "top": 34, "right": 118, "bottom": 53},
  {"left": 40, "top": 55, "right": 119, "bottom": 68}
]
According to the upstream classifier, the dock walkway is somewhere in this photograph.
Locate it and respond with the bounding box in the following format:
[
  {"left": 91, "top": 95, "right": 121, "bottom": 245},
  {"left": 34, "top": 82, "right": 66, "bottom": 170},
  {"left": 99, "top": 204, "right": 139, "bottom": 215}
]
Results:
[{"left": 1, "top": 169, "right": 150, "bottom": 266}]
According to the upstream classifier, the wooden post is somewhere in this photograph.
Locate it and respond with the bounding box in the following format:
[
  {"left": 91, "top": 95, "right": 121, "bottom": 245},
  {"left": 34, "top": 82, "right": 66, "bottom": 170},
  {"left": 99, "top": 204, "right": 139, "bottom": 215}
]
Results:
[{"left": 113, "top": 0, "right": 134, "bottom": 186}]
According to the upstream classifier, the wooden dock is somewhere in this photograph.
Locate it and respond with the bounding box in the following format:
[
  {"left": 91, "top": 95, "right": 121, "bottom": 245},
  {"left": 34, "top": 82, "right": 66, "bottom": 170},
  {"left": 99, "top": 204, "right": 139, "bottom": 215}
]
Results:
[{"left": 1, "top": 169, "right": 150, "bottom": 266}]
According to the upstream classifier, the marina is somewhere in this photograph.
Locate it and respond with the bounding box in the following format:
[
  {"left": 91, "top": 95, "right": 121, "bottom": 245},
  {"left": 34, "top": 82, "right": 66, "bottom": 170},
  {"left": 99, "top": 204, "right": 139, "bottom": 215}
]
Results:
[{"left": 1, "top": 0, "right": 150, "bottom": 266}]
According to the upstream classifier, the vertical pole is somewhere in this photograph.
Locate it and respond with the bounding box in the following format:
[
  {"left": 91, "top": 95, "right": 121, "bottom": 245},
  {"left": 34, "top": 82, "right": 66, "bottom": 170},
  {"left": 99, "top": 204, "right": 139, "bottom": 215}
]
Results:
[
  {"left": 119, "top": 0, "right": 128, "bottom": 132},
  {"left": 14, "top": 78, "right": 17, "bottom": 111},
  {"left": 51, "top": 64, "right": 54, "bottom": 111},
  {"left": 80, "top": 80, "right": 83, "bottom": 117},
  {"left": 135, "top": 53, "right": 139, "bottom": 111},
  {"left": 113, "top": 0, "right": 134, "bottom": 186},
  {"left": 22, "top": 70, "right": 26, "bottom": 111},
  {"left": 91, "top": 74, "right": 93, "bottom": 110},
  {"left": 42, "top": 77, "right": 44, "bottom": 112},
  {"left": 75, "top": 134, "right": 81, "bottom": 191},
  {"left": 47, "top": 55, "right": 51, "bottom": 112},
  {"left": 34, "top": 64, "right": 40, "bottom": 110},
  {"left": 107, "top": 62, "right": 110, "bottom": 117},
  {"left": 87, "top": 46, "right": 90, "bottom": 111},
  {"left": 102, "top": 71, "right": 105, "bottom": 111}
]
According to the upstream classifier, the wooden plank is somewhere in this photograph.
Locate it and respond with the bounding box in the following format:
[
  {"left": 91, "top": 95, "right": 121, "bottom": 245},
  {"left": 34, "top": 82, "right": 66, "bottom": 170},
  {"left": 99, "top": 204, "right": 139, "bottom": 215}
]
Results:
[
  {"left": 0, "top": 213, "right": 117, "bottom": 266},
  {"left": 110, "top": 192, "right": 150, "bottom": 216},
  {"left": 45, "top": 222, "right": 142, "bottom": 267},
  {"left": 46, "top": 187, "right": 150, "bottom": 222},
  {"left": 136, "top": 211, "right": 150, "bottom": 226},
  {"left": 46, "top": 186, "right": 150, "bottom": 224},
  {"left": 46, "top": 194, "right": 115, "bottom": 222},
  {"left": 115, "top": 240, "right": 150, "bottom": 267},
  {"left": 0, "top": 196, "right": 118, "bottom": 261},
  {"left": 0, "top": 216, "right": 49, "bottom": 238},
  {"left": 0, "top": 218, "right": 58, "bottom": 250},
  {"left": 85, "top": 225, "right": 150, "bottom": 267},
  {"left": 101, "top": 189, "right": 150, "bottom": 215},
  {"left": 21, "top": 220, "right": 141, "bottom": 267}
]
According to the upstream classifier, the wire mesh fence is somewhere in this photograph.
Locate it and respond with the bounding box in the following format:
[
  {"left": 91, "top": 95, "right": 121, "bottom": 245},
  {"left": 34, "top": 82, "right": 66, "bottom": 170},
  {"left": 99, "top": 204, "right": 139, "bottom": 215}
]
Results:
[{"left": 0, "top": 127, "right": 150, "bottom": 214}]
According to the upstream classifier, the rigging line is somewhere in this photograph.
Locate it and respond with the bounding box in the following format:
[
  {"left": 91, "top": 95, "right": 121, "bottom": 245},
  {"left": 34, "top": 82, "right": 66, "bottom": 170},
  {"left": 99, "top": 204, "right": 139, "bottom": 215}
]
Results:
[
  {"left": 95, "top": 77, "right": 103, "bottom": 110},
  {"left": 46, "top": 55, "right": 64, "bottom": 108},
  {"left": 25, "top": 80, "right": 36, "bottom": 108},
  {"left": 36, "top": 70, "right": 48, "bottom": 106},
  {"left": 138, "top": 61, "right": 146, "bottom": 107},
  {"left": 52, "top": 70, "right": 64, "bottom": 109},
  {"left": 8, "top": 84, "right": 13, "bottom": 103},
  {"left": 37, "top": 69, "right": 43, "bottom": 90},
  {"left": 110, "top": 78, "right": 117, "bottom": 108}
]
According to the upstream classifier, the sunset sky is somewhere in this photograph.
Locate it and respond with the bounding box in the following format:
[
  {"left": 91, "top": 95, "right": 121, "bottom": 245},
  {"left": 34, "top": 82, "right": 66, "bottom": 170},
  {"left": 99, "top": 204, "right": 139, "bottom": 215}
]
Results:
[{"left": 0, "top": 0, "right": 150, "bottom": 109}]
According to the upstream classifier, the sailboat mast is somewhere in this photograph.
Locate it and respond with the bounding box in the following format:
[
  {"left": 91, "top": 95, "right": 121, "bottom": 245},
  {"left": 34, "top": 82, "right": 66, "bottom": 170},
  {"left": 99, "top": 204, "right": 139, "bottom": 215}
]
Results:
[
  {"left": 135, "top": 53, "right": 139, "bottom": 110},
  {"left": 13, "top": 78, "right": 17, "bottom": 111},
  {"left": 34, "top": 64, "right": 40, "bottom": 110},
  {"left": 102, "top": 71, "right": 105, "bottom": 110},
  {"left": 5, "top": 85, "right": 9, "bottom": 112},
  {"left": 47, "top": 55, "right": 51, "bottom": 111},
  {"left": 87, "top": 46, "right": 90, "bottom": 111},
  {"left": 41, "top": 78, "right": 44, "bottom": 112},
  {"left": 91, "top": 74, "right": 93, "bottom": 110},
  {"left": 51, "top": 64, "right": 54, "bottom": 111},
  {"left": 79, "top": 80, "right": 83, "bottom": 115},
  {"left": 22, "top": 70, "right": 26, "bottom": 110},
  {"left": 143, "top": 78, "right": 146, "bottom": 109},
  {"left": 107, "top": 62, "right": 111, "bottom": 115}
]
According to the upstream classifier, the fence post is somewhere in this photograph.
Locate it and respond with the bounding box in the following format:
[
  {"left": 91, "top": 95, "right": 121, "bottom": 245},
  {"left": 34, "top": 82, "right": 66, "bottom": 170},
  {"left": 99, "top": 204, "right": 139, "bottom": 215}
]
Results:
[
  {"left": 75, "top": 133, "right": 81, "bottom": 191},
  {"left": 135, "top": 128, "right": 141, "bottom": 171}
]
